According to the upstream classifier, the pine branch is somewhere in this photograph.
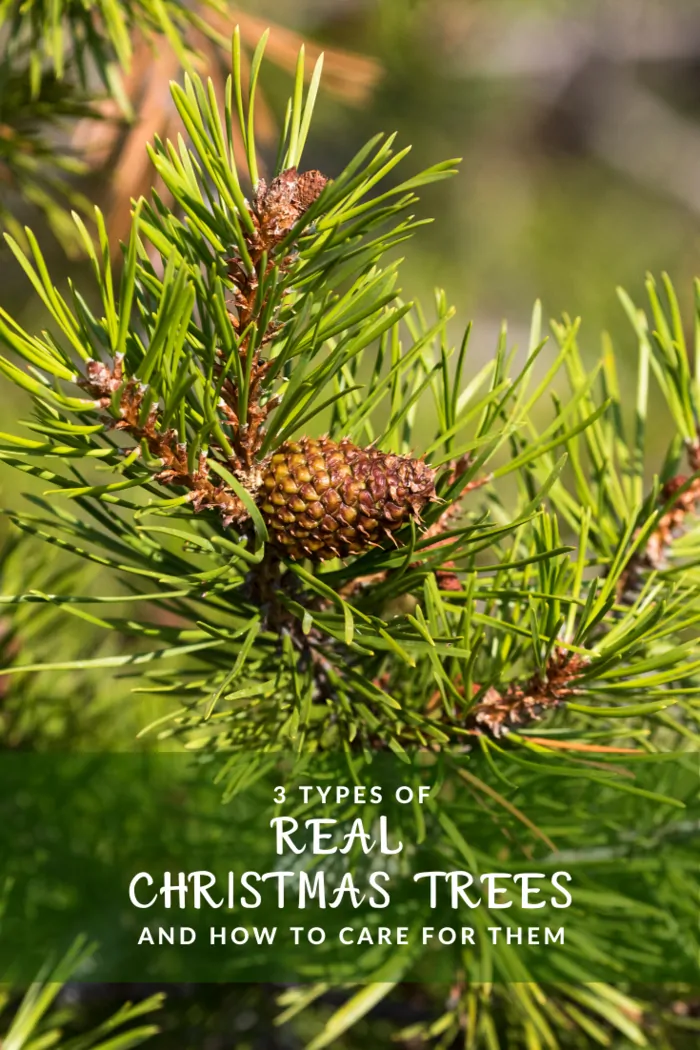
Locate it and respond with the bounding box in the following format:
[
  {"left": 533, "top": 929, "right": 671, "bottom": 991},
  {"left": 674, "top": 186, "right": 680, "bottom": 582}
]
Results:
[
  {"left": 0, "top": 937, "right": 161, "bottom": 1050},
  {"left": 78, "top": 356, "right": 247, "bottom": 524},
  {"left": 0, "top": 31, "right": 697, "bottom": 762},
  {"left": 618, "top": 437, "right": 700, "bottom": 598},
  {"left": 424, "top": 648, "right": 589, "bottom": 739},
  {"left": 0, "top": 23, "right": 698, "bottom": 1050},
  {"left": 219, "top": 166, "right": 329, "bottom": 465}
]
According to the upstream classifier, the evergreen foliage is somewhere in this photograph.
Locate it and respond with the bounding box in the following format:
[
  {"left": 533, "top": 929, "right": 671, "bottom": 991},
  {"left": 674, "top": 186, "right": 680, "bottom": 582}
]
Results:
[
  {"left": 0, "top": 533, "right": 127, "bottom": 747},
  {"left": 0, "top": 27, "right": 697, "bottom": 1050},
  {"left": 0, "top": 938, "right": 161, "bottom": 1050},
  {"left": 0, "top": 0, "right": 214, "bottom": 96}
]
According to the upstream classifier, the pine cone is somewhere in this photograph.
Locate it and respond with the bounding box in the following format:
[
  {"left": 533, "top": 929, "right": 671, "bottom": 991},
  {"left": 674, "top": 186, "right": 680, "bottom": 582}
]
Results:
[
  {"left": 252, "top": 168, "right": 328, "bottom": 244},
  {"left": 258, "top": 436, "right": 437, "bottom": 561}
]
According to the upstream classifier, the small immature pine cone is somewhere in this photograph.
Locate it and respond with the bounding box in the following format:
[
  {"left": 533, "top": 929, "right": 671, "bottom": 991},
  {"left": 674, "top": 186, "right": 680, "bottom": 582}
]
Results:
[
  {"left": 258, "top": 436, "right": 437, "bottom": 561},
  {"left": 252, "top": 168, "right": 328, "bottom": 244}
]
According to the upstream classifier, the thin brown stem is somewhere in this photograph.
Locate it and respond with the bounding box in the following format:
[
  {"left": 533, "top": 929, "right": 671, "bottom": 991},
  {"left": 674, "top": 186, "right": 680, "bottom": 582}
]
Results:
[{"left": 80, "top": 359, "right": 246, "bottom": 524}]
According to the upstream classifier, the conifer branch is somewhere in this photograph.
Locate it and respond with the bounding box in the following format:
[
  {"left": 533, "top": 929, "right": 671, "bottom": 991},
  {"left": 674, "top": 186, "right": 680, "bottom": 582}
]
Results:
[
  {"left": 618, "top": 434, "right": 700, "bottom": 598},
  {"left": 421, "top": 650, "right": 589, "bottom": 739},
  {"left": 1, "top": 20, "right": 698, "bottom": 1050},
  {"left": 74, "top": 166, "right": 330, "bottom": 525},
  {"left": 220, "top": 166, "right": 328, "bottom": 466},
  {"left": 0, "top": 34, "right": 694, "bottom": 768},
  {"left": 79, "top": 357, "right": 247, "bottom": 524},
  {"left": 467, "top": 650, "right": 589, "bottom": 738}
]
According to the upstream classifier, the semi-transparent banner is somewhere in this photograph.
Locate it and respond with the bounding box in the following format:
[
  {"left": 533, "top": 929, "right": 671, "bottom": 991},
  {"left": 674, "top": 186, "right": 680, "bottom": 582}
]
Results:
[{"left": 0, "top": 751, "right": 697, "bottom": 983}]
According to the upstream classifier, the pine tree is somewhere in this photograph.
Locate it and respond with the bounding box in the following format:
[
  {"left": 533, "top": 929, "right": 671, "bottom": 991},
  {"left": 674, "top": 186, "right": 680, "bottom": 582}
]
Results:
[{"left": 0, "top": 26, "right": 698, "bottom": 1050}]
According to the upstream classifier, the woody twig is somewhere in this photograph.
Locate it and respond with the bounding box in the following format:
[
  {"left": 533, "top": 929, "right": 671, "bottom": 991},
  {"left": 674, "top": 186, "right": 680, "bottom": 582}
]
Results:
[{"left": 426, "top": 649, "right": 589, "bottom": 739}]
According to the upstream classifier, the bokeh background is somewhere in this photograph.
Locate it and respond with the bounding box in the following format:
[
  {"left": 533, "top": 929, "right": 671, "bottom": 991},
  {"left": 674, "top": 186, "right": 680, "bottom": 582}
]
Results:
[
  {"left": 290, "top": 0, "right": 700, "bottom": 362},
  {"left": 5, "top": 0, "right": 700, "bottom": 431}
]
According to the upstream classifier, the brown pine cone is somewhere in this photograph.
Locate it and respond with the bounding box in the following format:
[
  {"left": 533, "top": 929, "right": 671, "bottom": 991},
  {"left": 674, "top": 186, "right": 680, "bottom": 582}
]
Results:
[{"left": 258, "top": 436, "right": 437, "bottom": 561}]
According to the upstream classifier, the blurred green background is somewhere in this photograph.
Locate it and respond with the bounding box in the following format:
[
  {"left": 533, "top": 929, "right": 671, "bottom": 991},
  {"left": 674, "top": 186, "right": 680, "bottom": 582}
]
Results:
[
  {"left": 5, "top": 0, "right": 700, "bottom": 429},
  {"left": 265, "top": 1, "right": 700, "bottom": 344}
]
